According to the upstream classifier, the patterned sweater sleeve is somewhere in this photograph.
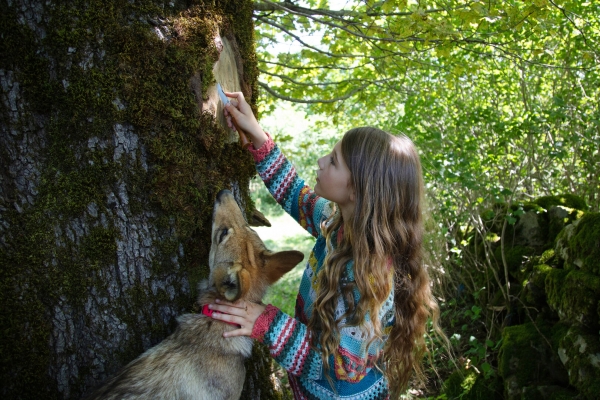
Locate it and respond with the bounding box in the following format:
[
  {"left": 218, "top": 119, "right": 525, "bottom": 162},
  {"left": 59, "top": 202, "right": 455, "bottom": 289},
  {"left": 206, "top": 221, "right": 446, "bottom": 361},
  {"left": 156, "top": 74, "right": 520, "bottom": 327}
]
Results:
[
  {"left": 250, "top": 289, "right": 396, "bottom": 383},
  {"left": 248, "top": 134, "right": 330, "bottom": 238}
]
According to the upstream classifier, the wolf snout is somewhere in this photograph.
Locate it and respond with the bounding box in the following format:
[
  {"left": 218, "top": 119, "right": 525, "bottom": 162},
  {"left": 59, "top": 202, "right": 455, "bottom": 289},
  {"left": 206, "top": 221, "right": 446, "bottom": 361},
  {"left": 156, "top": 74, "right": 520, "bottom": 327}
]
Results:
[
  {"left": 216, "top": 189, "right": 233, "bottom": 203},
  {"left": 221, "top": 278, "right": 237, "bottom": 291},
  {"left": 217, "top": 276, "right": 240, "bottom": 301},
  {"left": 213, "top": 264, "right": 242, "bottom": 301}
]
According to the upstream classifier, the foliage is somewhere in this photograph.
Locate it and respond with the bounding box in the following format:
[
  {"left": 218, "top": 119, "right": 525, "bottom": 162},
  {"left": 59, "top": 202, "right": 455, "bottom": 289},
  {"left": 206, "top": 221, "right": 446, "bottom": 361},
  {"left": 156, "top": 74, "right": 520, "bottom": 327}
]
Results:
[
  {"left": 252, "top": 3, "right": 599, "bottom": 395},
  {"left": 253, "top": 0, "right": 600, "bottom": 223}
]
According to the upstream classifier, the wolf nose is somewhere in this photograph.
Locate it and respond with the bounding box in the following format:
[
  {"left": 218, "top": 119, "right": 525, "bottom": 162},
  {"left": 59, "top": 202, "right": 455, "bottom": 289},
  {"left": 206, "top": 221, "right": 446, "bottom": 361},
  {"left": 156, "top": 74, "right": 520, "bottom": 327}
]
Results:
[{"left": 216, "top": 189, "right": 233, "bottom": 203}]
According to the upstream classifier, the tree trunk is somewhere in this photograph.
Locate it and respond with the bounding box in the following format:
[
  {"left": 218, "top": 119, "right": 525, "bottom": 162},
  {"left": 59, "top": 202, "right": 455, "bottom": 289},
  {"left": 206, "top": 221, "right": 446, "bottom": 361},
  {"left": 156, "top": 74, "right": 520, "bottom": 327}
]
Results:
[{"left": 0, "top": 1, "right": 276, "bottom": 398}]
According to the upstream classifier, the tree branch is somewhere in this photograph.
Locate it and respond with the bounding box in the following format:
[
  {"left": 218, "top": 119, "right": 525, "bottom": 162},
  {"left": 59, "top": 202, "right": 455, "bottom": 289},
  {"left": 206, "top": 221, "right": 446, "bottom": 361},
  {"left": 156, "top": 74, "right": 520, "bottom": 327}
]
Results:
[
  {"left": 548, "top": 0, "right": 593, "bottom": 51},
  {"left": 258, "top": 68, "right": 396, "bottom": 88},
  {"left": 258, "top": 81, "right": 369, "bottom": 103},
  {"left": 254, "top": 0, "right": 455, "bottom": 18},
  {"left": 258, "top": 59, "right": 369, "bottom": 71},
  {"left": 256, "top": 15, "right": 367, "bottom": 58}
]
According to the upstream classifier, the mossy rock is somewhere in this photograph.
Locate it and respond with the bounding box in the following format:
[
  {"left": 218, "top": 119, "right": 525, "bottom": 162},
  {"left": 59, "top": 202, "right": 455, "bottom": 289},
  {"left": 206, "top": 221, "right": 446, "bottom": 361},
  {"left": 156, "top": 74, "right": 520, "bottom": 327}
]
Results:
[
  {"left": 535, "top": 195, "right": 588, "bottom": 212},
  {"left": 499, "top": 322, "right": 568, "bottom": 399},
  {"left": 533, "top": 194, "right": 587, "bottom": 249},
  {"left": 546, "top": 269, "right": 600, "bottom": 329},
  {"left": 547, "top": 206, "right": 582, "bottom": 246},
  {"left": 442, "top": 368, "right": 503, "bottom": 400},
  {"left": 540, "top": 249, "right": 557, "bottom": 266},
  {"left": 557, "top": 325, "right": 600, "bottom": 399},
  {"left": 514, "top": 210, "right": 548, "bottom": 251},
  {"left": 521, "top": 385, "right": 579, "bottom": 400},
  {"left": 493, "top": 244, "right": 536, "bottom": 280},
  {"left": 556, "top": 212, "right": 600, "bottom": 275},
  {"left": 555, "top": 222, "right": 578, "bottom": 269},
  {"left": 480, "top": 204, "right": 544, "bottom": 244},
  {"left": 523, "top": 264, "right": 553, "bottom": 307},
  {"left": 545, "top": 387, "right": 583, "bottom": 400}
]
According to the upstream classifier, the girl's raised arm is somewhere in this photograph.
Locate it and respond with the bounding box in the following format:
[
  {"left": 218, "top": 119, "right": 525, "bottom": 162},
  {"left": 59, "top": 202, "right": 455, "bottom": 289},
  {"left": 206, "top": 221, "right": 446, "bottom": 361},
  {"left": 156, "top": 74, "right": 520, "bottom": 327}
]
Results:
[
  {"left": 249, "top": 139, "right": 330, "bottom": 238},
  {"left": 224, "top": 92, "right": 330, "bottom": 237}
]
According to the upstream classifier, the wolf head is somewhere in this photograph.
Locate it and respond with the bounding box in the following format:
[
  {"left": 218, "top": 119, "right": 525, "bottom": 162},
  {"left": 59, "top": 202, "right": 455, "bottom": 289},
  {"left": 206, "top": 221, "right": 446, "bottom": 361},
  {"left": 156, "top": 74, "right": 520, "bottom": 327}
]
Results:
[{"left": 209, "top": 189, "right": 304, "bottom": 302}]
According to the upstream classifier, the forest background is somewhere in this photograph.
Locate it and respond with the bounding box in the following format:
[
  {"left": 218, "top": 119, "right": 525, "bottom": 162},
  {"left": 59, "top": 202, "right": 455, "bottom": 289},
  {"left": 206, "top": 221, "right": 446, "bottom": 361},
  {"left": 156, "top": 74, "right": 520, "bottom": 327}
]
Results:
[{"left": 250, "top": 0, "right": 599, "bottom": 398}]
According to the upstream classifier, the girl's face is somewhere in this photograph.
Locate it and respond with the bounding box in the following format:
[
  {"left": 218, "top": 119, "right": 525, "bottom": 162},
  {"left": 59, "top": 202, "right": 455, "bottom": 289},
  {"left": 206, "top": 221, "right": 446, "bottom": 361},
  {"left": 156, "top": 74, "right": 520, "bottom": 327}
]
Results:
[{"left": 315, "top": 141, "right": 355, "bottom": 208}]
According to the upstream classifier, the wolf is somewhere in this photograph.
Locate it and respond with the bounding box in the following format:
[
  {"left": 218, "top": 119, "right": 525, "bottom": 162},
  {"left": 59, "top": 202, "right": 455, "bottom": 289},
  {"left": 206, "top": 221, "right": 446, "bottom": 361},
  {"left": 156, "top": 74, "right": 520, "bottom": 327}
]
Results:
[{"left": 84, "top": 189, "right": 304, "bottom": 400}]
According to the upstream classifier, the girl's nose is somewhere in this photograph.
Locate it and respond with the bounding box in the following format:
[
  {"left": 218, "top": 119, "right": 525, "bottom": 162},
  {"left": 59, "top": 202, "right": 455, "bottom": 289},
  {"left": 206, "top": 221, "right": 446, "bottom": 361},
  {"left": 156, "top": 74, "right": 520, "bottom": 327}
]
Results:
[{"left": 317, "top": 156, "right": 324, "bottom": 170}]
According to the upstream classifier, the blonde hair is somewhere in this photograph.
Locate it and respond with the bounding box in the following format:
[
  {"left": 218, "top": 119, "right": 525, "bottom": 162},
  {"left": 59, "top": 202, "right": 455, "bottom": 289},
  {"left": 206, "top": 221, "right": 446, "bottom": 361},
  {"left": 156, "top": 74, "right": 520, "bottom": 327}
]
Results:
[{"left": 307, "top": 127, "right": 441, "bottom": 397}]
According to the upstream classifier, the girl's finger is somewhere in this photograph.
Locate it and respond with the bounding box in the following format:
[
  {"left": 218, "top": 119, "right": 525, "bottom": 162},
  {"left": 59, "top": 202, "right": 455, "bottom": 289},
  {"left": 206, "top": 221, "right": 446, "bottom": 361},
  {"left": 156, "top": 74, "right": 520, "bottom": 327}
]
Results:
[
  {"left": 223, "top": 91, "right": 241, "bottom": 99},
  {"left": 223, "top": 327, "right": 251, "bottom": 338},
  {"left": 210, "top": 300, "right": 246, "bottom": 315},
  {"left": 210, "top": 310, "right": 242, "bottom": 325}
]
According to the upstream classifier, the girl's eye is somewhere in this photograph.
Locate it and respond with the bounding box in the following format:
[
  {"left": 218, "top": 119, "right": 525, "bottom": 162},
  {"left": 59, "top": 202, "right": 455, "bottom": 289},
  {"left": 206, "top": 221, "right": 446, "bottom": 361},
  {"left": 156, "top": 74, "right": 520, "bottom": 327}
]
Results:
[
  {"left": 219, "top": 228, "right": 228, "bottom": 243},
  {"left": 329, "top": 156, "right": 335, "bottom": 165}
]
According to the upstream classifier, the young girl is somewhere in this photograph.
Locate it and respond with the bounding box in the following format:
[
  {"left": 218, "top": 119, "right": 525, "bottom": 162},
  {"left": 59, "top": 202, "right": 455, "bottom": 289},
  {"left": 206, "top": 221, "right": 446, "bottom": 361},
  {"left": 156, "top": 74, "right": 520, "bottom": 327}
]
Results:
[{"left": 208, "top": 92, "right": 441, "bottom": 399}]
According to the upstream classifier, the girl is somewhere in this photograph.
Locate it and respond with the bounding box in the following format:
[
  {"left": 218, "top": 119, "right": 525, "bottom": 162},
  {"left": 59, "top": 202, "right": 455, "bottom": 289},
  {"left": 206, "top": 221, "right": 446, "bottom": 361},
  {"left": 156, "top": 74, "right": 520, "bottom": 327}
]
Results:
[{"left": 208, "top": 92, "right": 441, "bottom": 399}]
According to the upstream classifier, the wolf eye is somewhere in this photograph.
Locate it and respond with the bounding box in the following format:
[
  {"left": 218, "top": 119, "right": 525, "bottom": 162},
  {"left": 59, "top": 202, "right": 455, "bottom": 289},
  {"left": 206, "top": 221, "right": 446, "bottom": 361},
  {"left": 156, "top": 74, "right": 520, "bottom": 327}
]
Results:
[{"left": 218, "top": 228, "right": 228, "bottom": 244}]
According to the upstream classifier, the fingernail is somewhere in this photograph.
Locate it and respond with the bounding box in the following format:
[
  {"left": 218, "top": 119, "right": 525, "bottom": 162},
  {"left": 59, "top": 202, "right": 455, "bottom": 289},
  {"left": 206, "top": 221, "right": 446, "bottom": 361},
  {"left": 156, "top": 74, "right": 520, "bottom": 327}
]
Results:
[
  {"left": 208, "top": 304, "right": 213, "bottom": 309},
  {"left": 215, "top": 299, "right": 220, "bottom": 303}
]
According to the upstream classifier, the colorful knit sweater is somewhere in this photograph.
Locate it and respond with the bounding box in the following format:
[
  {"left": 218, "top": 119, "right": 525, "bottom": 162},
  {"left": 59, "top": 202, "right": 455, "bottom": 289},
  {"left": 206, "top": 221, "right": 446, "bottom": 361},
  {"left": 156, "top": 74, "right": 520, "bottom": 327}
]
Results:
[{"left": 249, "top": 135, "right": 395, "bottom": 400}]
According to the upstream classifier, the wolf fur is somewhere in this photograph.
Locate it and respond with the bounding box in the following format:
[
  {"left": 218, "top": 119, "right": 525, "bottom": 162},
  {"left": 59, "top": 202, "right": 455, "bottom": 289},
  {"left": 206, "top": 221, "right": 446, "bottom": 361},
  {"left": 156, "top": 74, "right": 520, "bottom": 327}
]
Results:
[{"left": 84, "top": 189, "right": 304, "bottom": 400}]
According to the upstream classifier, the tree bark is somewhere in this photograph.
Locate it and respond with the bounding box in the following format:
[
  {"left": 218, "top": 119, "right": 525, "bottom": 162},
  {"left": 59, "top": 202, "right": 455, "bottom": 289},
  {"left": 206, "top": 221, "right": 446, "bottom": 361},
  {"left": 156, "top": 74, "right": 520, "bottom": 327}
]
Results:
[{"left": 0, "top": 1, "right": 275, "bottom": 399}]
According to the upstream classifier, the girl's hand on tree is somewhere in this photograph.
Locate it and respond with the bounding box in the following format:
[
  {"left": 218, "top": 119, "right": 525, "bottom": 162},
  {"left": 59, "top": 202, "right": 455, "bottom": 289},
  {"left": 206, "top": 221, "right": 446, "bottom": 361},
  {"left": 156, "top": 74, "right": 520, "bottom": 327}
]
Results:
[
  {"left": 208, "top": 299, "right": 266, "bottom": 338},
  {"left": 223, "top": 91, "right": 268, "bottom": 149}
]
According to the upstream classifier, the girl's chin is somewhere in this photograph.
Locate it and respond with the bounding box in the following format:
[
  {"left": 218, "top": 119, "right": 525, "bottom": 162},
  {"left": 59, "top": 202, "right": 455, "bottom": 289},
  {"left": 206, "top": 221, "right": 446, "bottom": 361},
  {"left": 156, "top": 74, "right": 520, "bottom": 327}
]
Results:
[{"left": 314, "top": 184, "right": 321, "bottom": 197}]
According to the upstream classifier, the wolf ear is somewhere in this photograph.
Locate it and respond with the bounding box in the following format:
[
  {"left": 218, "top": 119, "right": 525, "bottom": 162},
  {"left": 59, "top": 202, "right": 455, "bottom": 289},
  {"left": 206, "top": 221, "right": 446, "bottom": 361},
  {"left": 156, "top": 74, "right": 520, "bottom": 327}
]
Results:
[{"left": 264, "top": 250, "right": 304, "bottom": 284}]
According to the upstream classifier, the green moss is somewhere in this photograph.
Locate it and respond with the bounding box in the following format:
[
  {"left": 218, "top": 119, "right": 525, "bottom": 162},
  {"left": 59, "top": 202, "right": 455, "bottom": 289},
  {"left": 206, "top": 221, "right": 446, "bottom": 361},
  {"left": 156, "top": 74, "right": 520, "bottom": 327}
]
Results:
[
  {"left": 547, "top": 387, "right": 580, "bottom": 400},
  {"left": 565, "top": 212, "right": 600, "bottom": 275},
  {"left": 530, "top": 264, "right": 552, "bottom": 288},
  {"left": 545, "top": 268, "right": 569, "bottom": 309},
  {"left": 522, "top": 386, "right": 579, "bottom": 400},
  {"left": 535, "top": 194, "right": 588, "bottom": 211},
  {"left": 443, "top": 368, "right": 479, "bottom": 398},
  {"left": 498, "top": 321, "right": 569, "bottom": 390},
  {"left": 548, "top": 322, "right": 569, "bottom": 352},
  {"left": 521, "top": 386, "right": 543, "bottom": 400},
  {"left": 558, "top": 325, "right": 600, "bottom": 399},
  {"left": 523, "top": 264, "right": 553, "bottom": 306},
  {"left": 443, "top": 369, "right": 503, "bottom": 400},
  {"left": 241, "top": 343, "right": 287, "bottom": 400},
  {"left": 1, "top": 0, "right": 260, "bottom": 397},
  {"left": 546, "top": 269, "right": 600, "bottom": 329},
  {"left": 539, "top": 249, "right": 556, "bottom": 265},
  {"left": 547, "top": 207, "right": 581, "bottom": 246},
  {"left": 498, "top": 322, "right": 541, "bottom": 385},
  {"left": 493, "top": 245, "right": 535, "bottom": 279}
]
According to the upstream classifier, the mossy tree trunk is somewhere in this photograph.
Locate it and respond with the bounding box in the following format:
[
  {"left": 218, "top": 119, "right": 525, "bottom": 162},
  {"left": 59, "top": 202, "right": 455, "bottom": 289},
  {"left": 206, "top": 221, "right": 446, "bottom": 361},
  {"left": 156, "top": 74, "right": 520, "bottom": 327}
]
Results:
[{"left": 0, "top": 1, "right": 276, "bottom": 399}]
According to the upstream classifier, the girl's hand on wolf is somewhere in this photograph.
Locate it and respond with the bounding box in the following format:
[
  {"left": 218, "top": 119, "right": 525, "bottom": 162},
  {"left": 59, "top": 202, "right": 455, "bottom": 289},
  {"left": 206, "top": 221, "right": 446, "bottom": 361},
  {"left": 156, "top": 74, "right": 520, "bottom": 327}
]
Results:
[
  {"left": 208, "top": 299, "right": 266, "bottom": 338},
  {"left": 223, "top": 91, "right": 268, "bottom": 149}
]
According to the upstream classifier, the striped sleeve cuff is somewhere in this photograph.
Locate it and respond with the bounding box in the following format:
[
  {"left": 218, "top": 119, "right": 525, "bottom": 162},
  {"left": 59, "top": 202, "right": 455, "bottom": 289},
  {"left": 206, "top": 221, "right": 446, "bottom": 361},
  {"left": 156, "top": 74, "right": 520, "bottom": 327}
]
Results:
[
  {"left": 247, "top": 132, "right": 275, "bottom": 163},
  {"left": 251, "top": 304, "right": 280, "bottom": 341}
]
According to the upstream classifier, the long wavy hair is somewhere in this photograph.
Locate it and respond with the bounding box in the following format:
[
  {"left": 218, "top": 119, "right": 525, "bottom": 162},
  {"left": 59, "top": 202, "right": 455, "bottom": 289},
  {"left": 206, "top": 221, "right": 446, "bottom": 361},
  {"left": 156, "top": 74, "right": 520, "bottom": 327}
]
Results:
[{"left": 307, "top": 127, "right": 441, "bottom": 397}]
